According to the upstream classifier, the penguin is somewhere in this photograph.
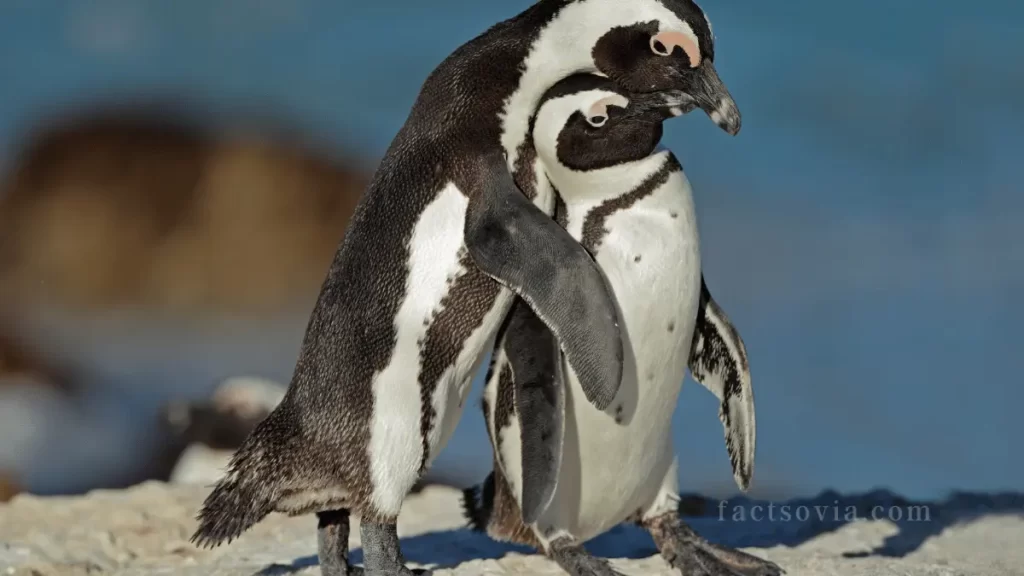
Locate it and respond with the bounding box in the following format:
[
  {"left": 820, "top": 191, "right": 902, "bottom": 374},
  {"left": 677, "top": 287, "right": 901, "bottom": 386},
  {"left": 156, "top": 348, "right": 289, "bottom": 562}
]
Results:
[
  {"left": 191, "top": 2, "right": 742, "bottom": 575},
  {"left": 463, "top": 73, "right": 781, "bottom": 576}
]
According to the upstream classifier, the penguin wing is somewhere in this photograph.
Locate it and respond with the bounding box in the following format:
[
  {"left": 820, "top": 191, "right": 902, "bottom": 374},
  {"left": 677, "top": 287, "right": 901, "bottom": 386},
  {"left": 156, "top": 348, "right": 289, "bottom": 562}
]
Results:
[
  {"left": 465, "top": 152, "right": 624, "bottom": 411},
  {"left": 688, "top": 275, "right": 756, "bottom": 492},
  {"left": 504, "top": 299, "right": 565, "bottom": 525}
]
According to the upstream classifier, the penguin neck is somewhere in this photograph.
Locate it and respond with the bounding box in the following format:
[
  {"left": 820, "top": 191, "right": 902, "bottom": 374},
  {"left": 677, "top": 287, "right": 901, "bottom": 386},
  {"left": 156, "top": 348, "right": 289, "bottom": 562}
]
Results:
[{"left": 545, "top": 150, "right": 672, "bottom": 205}]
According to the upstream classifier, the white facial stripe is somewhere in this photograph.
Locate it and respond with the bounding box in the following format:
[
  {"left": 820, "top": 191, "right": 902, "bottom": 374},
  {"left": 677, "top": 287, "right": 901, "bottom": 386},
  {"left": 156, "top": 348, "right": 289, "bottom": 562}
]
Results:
[
  {"left": 532, "top": 88, "right": 670, "bottom": 207},
  {"left": 534, "top": 89, "right": 628, "bottom": 160},
  {"left": 652, "top": 27, "right": 701, "bottom": 68},
  {"left": 586, "top": 93, "right": 630, "bottom": 123},
  {"left": 499, "top": 0, "right": 691, "bottom": 167}
]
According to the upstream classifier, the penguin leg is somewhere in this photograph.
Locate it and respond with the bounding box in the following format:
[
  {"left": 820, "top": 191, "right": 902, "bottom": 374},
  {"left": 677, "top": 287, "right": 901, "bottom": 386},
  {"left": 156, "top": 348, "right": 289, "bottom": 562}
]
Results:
[
  {"left": 318, "top": 509, "right": 358, "bottom": 576},
  {"left": 642, "top": 512, "right": 783, "bottom": 576},
  {"left": 546, "top": 536, "right": 625, "bottom": 576},
  {"left": 360, "top": 520, "right": 433, "bottom": 576}
]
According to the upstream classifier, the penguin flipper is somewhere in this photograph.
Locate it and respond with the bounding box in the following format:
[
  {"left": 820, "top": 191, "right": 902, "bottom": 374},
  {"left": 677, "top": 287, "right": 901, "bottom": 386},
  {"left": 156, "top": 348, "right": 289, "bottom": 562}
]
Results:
[
  {"left": 465, "top": 152, "right": 624, "bottom": 411},
  {"left": 688, "top": 275, "right": 756, "bottom": 492},
  {"left": 504, "top": 299, "right": 565, "bottom": 525}
]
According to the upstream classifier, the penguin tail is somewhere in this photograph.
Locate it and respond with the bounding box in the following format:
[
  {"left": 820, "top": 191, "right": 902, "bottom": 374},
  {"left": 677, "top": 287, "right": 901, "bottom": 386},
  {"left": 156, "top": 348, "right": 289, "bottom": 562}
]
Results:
[
  {"left": 190, "top": 410, "right": 293, "bottom": 549},
  {"left": 461, "top": 472, "right": 496, "bottom": 532}
]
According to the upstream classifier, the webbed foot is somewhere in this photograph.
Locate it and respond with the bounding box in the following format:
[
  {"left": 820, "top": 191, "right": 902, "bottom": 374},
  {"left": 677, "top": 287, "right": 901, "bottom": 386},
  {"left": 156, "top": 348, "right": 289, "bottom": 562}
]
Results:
[
  {"left": 547, "top": 536, "right": 626, "bottom": 576},
  {"left": 643, "top": 512, "right": 783, "bottom": 576}
]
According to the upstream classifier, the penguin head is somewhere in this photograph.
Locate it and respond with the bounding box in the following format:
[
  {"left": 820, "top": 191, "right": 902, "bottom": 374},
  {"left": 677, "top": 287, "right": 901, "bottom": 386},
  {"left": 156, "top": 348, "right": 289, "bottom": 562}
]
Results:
[
  {"left": 532, "top": 73, "right": 683, "bottom": 176},
  {"left": 586, "top": 0, "right": 741, "bottom": 135}
]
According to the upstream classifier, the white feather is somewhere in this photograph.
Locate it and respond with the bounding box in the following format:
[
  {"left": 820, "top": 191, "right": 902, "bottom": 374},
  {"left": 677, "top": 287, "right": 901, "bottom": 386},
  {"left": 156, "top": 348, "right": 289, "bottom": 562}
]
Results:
[{"left": 367, "top": 182, "right": 469, "bottom": 517}]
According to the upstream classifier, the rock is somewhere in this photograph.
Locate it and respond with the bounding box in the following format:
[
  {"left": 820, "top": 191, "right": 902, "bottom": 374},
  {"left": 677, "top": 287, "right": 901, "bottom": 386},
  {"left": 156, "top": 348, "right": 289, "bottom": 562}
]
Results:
[
  {"left": 0, "top": 335, "right": 61, "bottom": 499},
  {"left": 166, "top": 444, "right": 234, "bottom": 487},
  {"left": 162, "top": 376, "right": 287, "bottom": 485},
  {"left": 0, "top": 376, "right": 136, "bottom": 496},
  {"left": 0, "top": 332, "right": 66, "bottom": 392},
  {"left": 163, "top": 376, "right": 286, "bottom": 451},
  {"left": 0, "top": 472, "right": 20, "bottom": 503},
  {"left": 1, "top": 483, "right": 1022, "bottom": 575},
  {"left": 0, "top": 107, "right": 370, "bottom": 315}
]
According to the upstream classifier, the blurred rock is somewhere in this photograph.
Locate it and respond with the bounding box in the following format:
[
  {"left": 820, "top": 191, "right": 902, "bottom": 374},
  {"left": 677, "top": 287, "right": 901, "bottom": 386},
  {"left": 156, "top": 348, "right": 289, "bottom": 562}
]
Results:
[
  {"left": 0, "top": 374, "right": 137, "bottom": 496},
  {"left": 0, "top": 107, "right": 370, "bottom": 315},
  {"left": 0, "top": 471, "right": 20, "bottom": 502},
  {"left": 0, "top": 331, "right": 65, "bottom": 391},
  {"left": 0, "top": 334, "right": 82, "bottom": 498},
  {"left": 164, "top": 376, "right": 286, "bottom": 449},
  {"left": 161, "top": 376, "right": 286, "bottom": 485},
  {"left": 0, "top": 106, "right": 371, "bottom": 496},
  {"left": 166, "top": 444, "right": 234, "bottom": 486}
]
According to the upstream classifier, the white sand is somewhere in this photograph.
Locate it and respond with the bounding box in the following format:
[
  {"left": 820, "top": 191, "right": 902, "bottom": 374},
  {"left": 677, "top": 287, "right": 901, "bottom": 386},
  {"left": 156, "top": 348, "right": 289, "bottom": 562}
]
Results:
[{"left": 1, "top": 482, "right": 1021, "bottom": 576}]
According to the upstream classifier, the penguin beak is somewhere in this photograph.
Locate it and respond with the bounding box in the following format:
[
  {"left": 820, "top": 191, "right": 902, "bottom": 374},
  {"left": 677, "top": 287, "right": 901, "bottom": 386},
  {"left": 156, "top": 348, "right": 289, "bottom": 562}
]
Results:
[
  {"left": 682, "top": 60, "right": 742, "bottom": 135},
  {"left": 624, "top": 91, "right": 695, "bottom": 120},
  {"left": 623, "top": 60, "right": 742, "bottom": 135}
]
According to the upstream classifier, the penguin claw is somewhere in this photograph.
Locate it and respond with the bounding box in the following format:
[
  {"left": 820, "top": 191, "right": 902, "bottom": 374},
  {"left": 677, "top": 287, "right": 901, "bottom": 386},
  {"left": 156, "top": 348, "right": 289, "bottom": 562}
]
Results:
[
  {"left": 660, "top": 538, "right": 783, "bottom": 576},
  {"left": 666, "top": 541, "right": 745, "bottom": 576},
  {"left": 547, "top": 537, "right": 626, "bottom": 576},
  {"left": 643, "top": 513, "right": 783, "bottom": 576},
  {"left": 667, "top": 539, "right": 783, "bottom": 576},
  {"left": 697, "top": 541, "right": 784, "bottom": 576}
]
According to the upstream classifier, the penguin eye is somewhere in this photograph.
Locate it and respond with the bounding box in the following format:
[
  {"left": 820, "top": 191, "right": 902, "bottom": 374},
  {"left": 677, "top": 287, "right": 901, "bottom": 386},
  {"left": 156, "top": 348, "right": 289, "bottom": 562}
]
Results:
[
  {"left": 587, "top": 115, "right": 608, "bottom": 128},
  {"left": 651, "top": 38, "right": 671, "bottom": 57}
]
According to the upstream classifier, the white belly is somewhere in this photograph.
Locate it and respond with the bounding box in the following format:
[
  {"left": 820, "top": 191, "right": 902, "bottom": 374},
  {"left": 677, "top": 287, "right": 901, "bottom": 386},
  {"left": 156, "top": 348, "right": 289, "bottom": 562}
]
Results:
[
  {"left": 529, "top": 169, "right": 701, "bottom": 541},
  {"left": 367, "top": 175, "right": 554, "bottom": 516}
]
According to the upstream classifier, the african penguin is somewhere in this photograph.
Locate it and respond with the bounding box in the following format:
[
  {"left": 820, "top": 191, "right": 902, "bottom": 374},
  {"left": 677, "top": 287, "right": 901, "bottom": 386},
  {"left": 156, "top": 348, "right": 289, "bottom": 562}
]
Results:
[
  {"left": 191, "top": 2, "right": 742, "bottom": 575},
  {"left": 464, "top": 74, "right": 780, "bottom": 576}
]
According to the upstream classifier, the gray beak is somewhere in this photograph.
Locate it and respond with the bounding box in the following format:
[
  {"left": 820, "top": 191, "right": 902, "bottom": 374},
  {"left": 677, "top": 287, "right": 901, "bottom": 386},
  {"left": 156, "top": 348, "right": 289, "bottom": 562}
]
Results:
[
  {"left": 625, "top": 91, "right": 696, "bottom": 120},
  {"left": 624, "top": 61, "right": 742, "bottom": 134},
  {"left": 687, "top": 60, "right": 742, "bottom": 135}
]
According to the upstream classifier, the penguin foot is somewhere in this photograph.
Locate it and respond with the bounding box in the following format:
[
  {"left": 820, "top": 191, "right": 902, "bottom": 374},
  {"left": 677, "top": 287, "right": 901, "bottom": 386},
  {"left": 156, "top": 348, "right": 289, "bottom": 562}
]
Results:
[
  {"left": 359, "top": 520, "right": 432, "bottom": 576},
  {"left": 643, "top": 513, "right": 784, "bottom": 576},
  {"left": 547, "top": 536, "right": 626, "bottom": 576}
]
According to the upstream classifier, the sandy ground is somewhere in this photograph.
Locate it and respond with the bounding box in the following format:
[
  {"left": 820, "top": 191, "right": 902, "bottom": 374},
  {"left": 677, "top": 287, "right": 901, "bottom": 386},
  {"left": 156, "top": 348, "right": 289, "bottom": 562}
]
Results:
[{"left": 1, "top": 482, "right": 1022, "bottom": 576}]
